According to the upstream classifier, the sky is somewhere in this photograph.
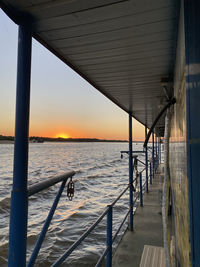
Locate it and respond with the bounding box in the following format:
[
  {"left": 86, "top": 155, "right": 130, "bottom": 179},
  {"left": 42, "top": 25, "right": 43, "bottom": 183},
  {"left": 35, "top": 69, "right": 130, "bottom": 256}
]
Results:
[{"left": 0, "top": 9, "right": 145, "bottom": 141}]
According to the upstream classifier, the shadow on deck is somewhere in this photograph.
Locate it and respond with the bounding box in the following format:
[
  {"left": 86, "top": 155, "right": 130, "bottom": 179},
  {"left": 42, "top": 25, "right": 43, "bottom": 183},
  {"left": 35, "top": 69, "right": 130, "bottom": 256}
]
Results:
[{"left": 113, "top": 164, "right": 164, "bottom": 267}]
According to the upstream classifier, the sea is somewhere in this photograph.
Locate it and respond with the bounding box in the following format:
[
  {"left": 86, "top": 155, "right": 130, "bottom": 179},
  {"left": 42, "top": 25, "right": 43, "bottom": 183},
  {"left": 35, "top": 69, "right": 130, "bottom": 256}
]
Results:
[{"left": 0, "top": 142, "right": 146, "bottom": 266}]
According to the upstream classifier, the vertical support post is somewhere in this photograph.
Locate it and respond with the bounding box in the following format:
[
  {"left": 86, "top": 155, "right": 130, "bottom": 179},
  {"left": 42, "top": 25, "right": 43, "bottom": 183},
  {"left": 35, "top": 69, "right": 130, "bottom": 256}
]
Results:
[
  {"left": 152, "top": 133, "right": 154, "bottom": 177},
  {"left": 145, "top": 126, "right": 148, "bottom": 193},
  {"left": 155, "top": 136, "right": 157, "bottom": 170},
  {"left": 106, "top": 205, "right": 112, "bottom": 267},
  {"left": 139, "top": 172, "right": 143, "bottom": 207},
  {"left": 129, "top": 113, "right": 133, "bottom": 231},
  {"left": 160, "top": 138, "right": 162, "bottom": 163},
  {"left": 184, "top": 1, "right": 200, "bottom": 265},
  {"left": 8, "top": 24, "right": 32, "bottom": 267},
  {"left": 157, "top": 137, "right": 159, "bottom": 165},
  {"left": 158, "top": 138, "right": 159, "bottom": 163},
  {"left": 150, "top": 162, "right": 152, "bottom": 185}
]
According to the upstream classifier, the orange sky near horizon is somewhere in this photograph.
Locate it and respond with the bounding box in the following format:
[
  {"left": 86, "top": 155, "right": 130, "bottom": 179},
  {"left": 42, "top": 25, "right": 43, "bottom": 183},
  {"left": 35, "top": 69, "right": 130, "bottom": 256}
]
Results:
[{"left": 1, "top": 109, "right": 145, "bottom": 141}]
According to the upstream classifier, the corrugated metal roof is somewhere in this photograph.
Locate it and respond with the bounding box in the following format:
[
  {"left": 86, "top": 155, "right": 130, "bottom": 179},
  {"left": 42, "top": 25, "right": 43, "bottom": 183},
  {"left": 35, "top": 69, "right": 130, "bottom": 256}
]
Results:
[{"left": 0, "top": 0, "right": 180, "bottom": 136}]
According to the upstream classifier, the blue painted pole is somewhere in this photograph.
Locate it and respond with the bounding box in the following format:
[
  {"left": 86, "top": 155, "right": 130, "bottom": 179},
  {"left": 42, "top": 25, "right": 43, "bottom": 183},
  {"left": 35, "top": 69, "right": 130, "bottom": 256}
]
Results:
[
  {"left": 27, "top": 179, "right": 67, "bottom": 267},
  {"left": 150, "top": 162, "right": 152, "bottom": 185},
  {"left": 157, "top": 137, "right": 159, "bottom": 166},
  {"left": 106, "top": 205, "right": 112, "bottom": 267},
  {"left": 8, "top": 24, "right": 32, "bottom": 267},
  {"left": 145, "top": 126, "right": 148, "bottom": 193},
  {"left": 184, "top": 1, "right": 200, "bottom": 264},
  {"left": 139, "top": 173, "right": 143, "bottom": 207},
  {"left": 155, "top": 136, "right": 157, "bottom": 171},
  {"left": 129, "top": 113, "right": 133, "bottom": 231},
  {"left": 152, "top": 133, "right": 154, "bottom": 177},
  {"left": 160, "top": 138, "right": 162, "bottom": 163}
]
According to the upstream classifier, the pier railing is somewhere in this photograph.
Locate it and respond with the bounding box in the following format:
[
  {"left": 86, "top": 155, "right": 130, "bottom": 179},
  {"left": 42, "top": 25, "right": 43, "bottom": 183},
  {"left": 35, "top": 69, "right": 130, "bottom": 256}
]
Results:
[
  {"left": 50, "top": 154, "right": 153, "bottom": 267},
  {"left": 27, "top": 171, "right": 75, "bottom": 267},
  {"left": 19, "top": 152, "right": 158, "bottom": 267}
]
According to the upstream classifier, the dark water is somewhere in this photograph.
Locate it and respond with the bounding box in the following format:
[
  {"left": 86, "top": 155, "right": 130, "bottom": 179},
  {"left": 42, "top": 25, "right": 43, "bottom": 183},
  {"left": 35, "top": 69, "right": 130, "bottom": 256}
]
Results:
[{"left": 0, "top": 142, "right": 145, "bottom": 266}]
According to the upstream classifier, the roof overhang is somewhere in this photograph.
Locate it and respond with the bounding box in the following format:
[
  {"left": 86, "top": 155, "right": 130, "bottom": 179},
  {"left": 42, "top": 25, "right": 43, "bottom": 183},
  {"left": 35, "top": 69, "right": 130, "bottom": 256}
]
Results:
[{"left": 0, "top": 0, "right": 180, "bottom": 136}]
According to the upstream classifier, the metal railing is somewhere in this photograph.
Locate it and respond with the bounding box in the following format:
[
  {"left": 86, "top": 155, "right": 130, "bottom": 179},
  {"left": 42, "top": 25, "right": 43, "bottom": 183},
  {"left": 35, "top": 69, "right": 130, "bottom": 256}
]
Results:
[
  {"left": 51, "top": 155, "right": 153, "bottom": 267},
  {"left": 27, "top": 171, "right": 75, "bottom": 267},
  {"left": 26, "top": 150, "right": 159, "bottom": 267}
]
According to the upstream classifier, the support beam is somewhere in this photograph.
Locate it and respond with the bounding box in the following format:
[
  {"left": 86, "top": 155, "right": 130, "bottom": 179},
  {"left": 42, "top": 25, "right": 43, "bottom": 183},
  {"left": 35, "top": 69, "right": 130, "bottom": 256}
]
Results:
[
  {"left": 129, "top": 113, "right": 133, "bottom": 231},
  {"left": 145, "top": 126, "right": 148, "bottom": 193},
  {"left": 8, "top": 24, "right": 32, "bottom": 267}
]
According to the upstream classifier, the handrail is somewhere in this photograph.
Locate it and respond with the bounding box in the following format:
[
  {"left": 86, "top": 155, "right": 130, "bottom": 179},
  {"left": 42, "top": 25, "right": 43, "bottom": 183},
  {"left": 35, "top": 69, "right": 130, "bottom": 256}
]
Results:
[
  {"left": 140, "top": 167, "right": 146, "bottom": 173},
  {"left": 52, "top": 207, "right": 109, "bottom": 267},
  {"left": 112, "top": 208, "right": 131, "bottom": 243},
  {"left": 52, "top": 168, "right": 150, "bottom": 267},
  {"left": 110, "top": 184, "right": 129, "bottom": 207},
  {"left": 27, "top": 171, "right": 75, "bottom": 267},
  {"left": 137, "top": 159, "right": 146, "bottom": 166},
  {"left": 28, "top": 171, "right": 75, "bottom": 196},
  {"left": 52, "top": 184, "right": 131, "bottom": 266},
  {"left": 120, "top": 150, "right": 145, "bottom": 154},
  {"left": 27, "top": 150, "right": 156, "bottom": 267}
]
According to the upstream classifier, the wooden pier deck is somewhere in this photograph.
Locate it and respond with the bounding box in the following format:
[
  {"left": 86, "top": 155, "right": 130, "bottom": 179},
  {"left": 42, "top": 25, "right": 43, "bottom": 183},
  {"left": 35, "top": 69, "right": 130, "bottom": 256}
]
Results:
[{"left": 113, "top": 165, "right": 164, "bottom": 267}]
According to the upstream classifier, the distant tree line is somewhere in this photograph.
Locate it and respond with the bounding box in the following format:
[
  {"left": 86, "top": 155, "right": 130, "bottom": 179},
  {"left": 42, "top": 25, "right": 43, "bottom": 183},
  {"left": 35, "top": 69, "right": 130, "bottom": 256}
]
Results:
[{"left": 0, "top": 135, "right": 127, "bottom": 143}]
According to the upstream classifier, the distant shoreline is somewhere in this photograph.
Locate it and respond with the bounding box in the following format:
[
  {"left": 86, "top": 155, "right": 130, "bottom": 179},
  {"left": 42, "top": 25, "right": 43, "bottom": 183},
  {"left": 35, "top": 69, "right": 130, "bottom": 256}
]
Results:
[
  {"left": 0, "top": 140, "right": 14, "bottom": 144},
  {"left": 0, "top": 135, "right": 128, "bottom": 143}
]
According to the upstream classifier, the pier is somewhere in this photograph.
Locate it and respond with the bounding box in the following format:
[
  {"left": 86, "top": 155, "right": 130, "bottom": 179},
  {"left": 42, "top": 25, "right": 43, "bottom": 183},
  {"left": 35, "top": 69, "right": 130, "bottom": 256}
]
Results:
[{"left": 113, "top": 165, "right": 164, "bottom": 267}]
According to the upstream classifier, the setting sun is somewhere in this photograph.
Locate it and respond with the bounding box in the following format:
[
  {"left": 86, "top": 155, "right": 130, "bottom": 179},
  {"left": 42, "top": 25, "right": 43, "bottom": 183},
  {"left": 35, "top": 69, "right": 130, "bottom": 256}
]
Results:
[{"left": 55, "top": 133, "right": 70, "bottom": 139}]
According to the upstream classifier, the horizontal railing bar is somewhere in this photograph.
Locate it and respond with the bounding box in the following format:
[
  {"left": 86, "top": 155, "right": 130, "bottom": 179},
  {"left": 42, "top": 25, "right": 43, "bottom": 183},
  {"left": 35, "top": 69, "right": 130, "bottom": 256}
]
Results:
[
  {"left": 95, "top": 247, "right": 109, "bottom": 267},
  {"left": 28, "top": 171, "right": 75, "bottom": 197},
  {"left": 137, "top": 159, "right": 146, "bottom": 166},
  {"left": 112, "top": 208, "right": 130, "bottom": 243},
  {"left": 120, "top": 150, "right": 145, "bottom": 154},
  {"left": 110, "top": 184, "right": 129, "bottom": 207},
  {"left": 140, "top": 168, "right": 146, "bottom": 174},
  {"left": 52, "top": 207, "right": 109, "bottom": 267}
]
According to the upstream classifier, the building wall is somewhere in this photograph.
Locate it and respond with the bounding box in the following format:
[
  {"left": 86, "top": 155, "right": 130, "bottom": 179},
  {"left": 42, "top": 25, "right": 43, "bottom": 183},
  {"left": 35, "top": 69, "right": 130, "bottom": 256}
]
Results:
[{"left": 169, "top": 1, "right": 191, "bottom": 266}]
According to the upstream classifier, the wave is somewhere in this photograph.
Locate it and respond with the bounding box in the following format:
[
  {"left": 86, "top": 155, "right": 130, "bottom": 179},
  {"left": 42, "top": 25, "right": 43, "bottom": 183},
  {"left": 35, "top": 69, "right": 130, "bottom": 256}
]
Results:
[{"left": 0, "top": 197, "right": 10, "bottom": 212}]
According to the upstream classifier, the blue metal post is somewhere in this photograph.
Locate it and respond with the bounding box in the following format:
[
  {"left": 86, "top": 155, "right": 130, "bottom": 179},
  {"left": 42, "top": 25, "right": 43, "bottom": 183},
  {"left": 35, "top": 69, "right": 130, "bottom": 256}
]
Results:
[
  {"left": 129, "top": 113, "right": 133, "bottom": 231},
  {"left": 152, "top": 133, "right": 154, "bottom": 177},
  {"left": 160, "top": 138, "right": 162, "bottom": 163},
  {"left": 157, "top": 136, "right": 159, "bottom": 167},
  {"left": 139, "top": 173, "right": 143, "bottom": 207},
  {"left": 155, "top": 136, "right": 157, "bottom": 170},
  {"left": 184, "top": 1, "right": 200, "bottom": 265},
  {"left": 106, "top": 205, "right": 112, "bottom": 267},
  {"left": 157, "top": 137, "right": 159, "bottom": 165},
  {"left": 27, "top": 179, "right": 67, "bottom": 267},
  {"left": 8, "top": 24, "right": 32, "bottom": 267},
  {"left": 150, "top": 162, "right": 152, "bottom": 185},
  {"left": 145, "top": 126, "right": 148, "bottom": 193}
]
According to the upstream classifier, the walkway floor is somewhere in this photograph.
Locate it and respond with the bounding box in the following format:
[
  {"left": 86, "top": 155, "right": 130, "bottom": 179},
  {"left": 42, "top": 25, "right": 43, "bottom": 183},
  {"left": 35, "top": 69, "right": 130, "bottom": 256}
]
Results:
[{"left": 113, "top": 165, "right": 164, "bottom": 267}]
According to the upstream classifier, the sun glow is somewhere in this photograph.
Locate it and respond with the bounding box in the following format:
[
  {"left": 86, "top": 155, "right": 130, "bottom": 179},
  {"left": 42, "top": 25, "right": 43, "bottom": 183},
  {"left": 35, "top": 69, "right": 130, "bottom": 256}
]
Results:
[{"left": 55, "top": 133, "right": 70, "bottom": 139}]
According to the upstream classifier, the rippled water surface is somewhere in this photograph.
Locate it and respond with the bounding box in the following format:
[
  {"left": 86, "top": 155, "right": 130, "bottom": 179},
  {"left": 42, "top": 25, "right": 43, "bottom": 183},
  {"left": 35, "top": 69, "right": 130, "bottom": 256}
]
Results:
[{"left": 0, "top": 142, "right": 145, "bottom": 266}]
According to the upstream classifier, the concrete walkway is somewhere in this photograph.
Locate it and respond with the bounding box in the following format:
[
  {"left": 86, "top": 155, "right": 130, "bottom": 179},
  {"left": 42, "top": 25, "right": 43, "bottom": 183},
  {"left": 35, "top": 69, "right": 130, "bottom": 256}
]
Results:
[{"left": 113, "top": 165, "right": 164, "bottom": 267}]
